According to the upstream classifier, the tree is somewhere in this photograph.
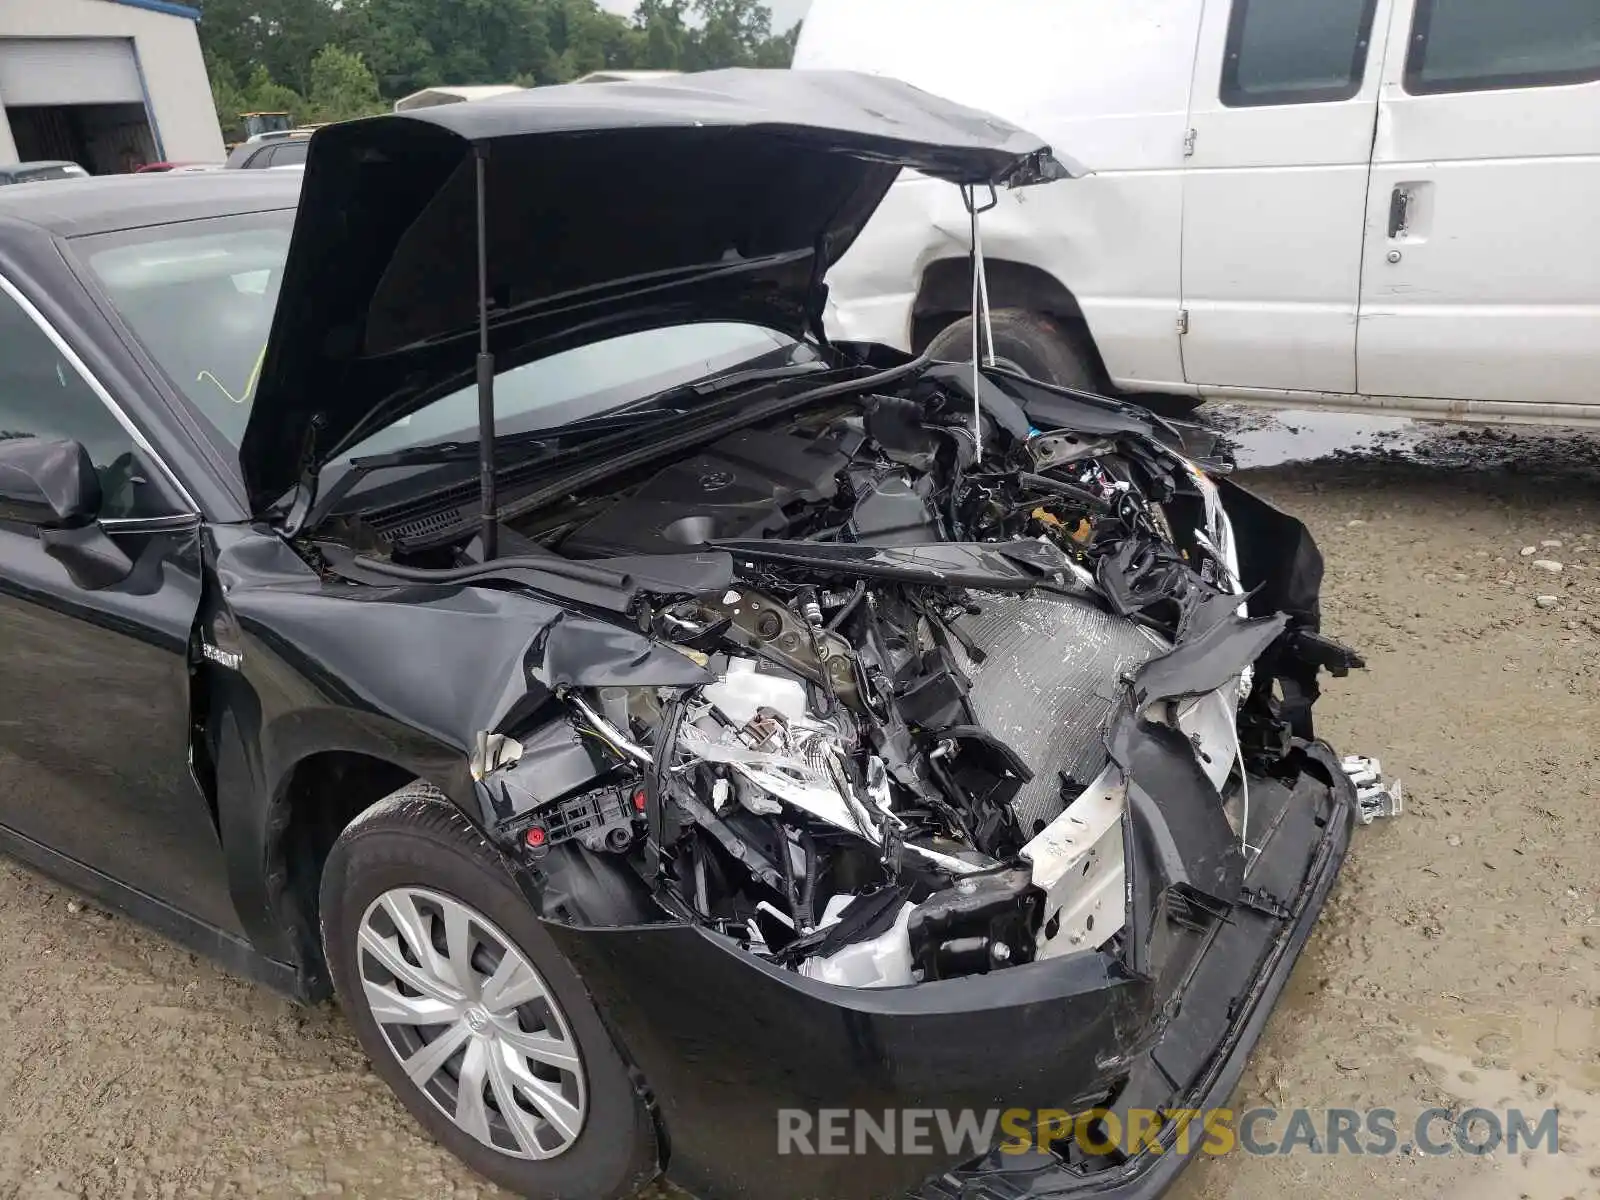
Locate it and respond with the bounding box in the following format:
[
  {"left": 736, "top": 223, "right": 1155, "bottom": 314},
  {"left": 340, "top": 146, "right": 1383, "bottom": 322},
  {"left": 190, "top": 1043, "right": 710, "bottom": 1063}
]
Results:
[
  {"left": 205, "top": 53, "right": 249, "bottom": 136},
  {"left": 243, "top": 63, "right": 304, "bottom": 111},
  {"left": 305, "top": 46, "right": 385, "bottom": 123},
  {"left": 754, "top": 19, "right": 800, "bottom": 68},
  {"left": 632, "top": 0, "right": 689, "bottom": 70},
  {"left": 546, "top": 0, "right": 644, "bottom": 82},
  {"left": 208, "top": 54, "right": 307, "bottom": 143},
  {"left": 195, "top": 0, "right": 802, "bottom": 138},
  {"left": 195, "top": 0, "right": 343, "bottom": 96},
  {"left": 340, "top": 0, "right": 564, "bottom": 95},
  {"left": 683, "top": 0, "right": 772, "bottom": 71}
]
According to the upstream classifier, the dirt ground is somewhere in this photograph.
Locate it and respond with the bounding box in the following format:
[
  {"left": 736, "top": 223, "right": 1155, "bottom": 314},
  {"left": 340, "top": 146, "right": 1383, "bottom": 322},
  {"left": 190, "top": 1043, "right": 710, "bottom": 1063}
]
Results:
[{"left": 1, "top": 409, "right": 1597, "bottom": 1200}]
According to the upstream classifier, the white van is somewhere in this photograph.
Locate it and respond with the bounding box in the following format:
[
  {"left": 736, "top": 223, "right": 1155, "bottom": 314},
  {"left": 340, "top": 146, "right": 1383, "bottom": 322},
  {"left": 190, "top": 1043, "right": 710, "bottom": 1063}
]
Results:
[{"left": 794, "top": 0, "right": 1600, "bottom": 423}]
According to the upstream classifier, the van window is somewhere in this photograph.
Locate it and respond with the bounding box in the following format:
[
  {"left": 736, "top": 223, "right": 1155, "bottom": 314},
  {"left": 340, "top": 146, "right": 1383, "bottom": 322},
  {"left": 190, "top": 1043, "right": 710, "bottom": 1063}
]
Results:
[
  {"left": 1221, "top": 0, "right": 1380, "bottom": 107},
  {"left": 1405, "top": 0, "right": 1600, "bottom": 94}
]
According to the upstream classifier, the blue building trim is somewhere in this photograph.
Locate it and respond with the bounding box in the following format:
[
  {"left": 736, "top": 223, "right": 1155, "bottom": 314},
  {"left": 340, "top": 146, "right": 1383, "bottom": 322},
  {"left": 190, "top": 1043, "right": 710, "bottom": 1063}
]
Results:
[
  {"left": 106, "top": 0, "right": 204, "bottom": 21},
  {"left": 129, "top": 40, "right": 167, "bottom": 161}
]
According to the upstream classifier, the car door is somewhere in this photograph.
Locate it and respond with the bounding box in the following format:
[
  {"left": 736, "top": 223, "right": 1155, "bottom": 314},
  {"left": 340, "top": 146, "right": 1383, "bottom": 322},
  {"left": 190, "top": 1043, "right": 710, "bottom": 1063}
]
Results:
[
  {"left": 0, "top": 270, "right": 244, "bottom": 937},
  {"left": 1179, "top": 0, "right": 1388, "bottom": 394},
  {"left": 1356, "top": 0, "right": 1600, "bottom": 406}
]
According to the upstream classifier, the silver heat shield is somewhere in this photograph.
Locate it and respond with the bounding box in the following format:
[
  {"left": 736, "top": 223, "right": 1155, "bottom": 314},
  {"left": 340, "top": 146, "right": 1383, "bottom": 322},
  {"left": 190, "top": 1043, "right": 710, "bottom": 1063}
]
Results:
[{"left": 954, "top": 591, "right": 1158, "bottom": 834}]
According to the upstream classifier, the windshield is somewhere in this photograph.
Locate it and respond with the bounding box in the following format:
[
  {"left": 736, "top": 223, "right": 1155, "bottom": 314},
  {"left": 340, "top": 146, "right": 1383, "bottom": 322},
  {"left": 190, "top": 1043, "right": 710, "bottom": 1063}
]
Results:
[{"left": 78, "top": 211, "right": 809, "bottom": 463}]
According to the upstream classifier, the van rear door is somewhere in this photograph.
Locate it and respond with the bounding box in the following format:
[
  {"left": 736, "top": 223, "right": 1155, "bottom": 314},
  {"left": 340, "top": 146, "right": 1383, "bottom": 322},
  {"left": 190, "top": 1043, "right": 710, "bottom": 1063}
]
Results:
[
  {"left": 1179, "top": 0, "right": 1388, "bottom": 395},
  {"left": 1355, "top": 0, "right": 1600, "bottom": 409}
]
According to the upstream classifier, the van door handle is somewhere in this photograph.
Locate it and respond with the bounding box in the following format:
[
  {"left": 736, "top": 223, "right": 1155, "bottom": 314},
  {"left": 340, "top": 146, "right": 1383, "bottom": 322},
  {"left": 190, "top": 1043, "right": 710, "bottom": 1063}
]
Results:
[{"left": 1387, "top": 187, "right": 1411, "bottom": 238}]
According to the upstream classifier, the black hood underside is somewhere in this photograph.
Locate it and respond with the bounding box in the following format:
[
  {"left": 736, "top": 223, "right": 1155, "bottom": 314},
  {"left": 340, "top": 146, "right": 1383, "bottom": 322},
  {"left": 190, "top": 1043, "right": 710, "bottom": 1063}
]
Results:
[{"left": 240, "top": 69, "right": 1074, "bottom": 514}]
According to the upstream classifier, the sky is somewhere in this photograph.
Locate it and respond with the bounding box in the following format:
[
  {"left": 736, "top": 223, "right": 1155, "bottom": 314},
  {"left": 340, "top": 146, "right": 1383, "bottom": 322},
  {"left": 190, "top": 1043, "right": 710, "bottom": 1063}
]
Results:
[{"left": 597, "top": 0, "right": 813, "bottom": 34}]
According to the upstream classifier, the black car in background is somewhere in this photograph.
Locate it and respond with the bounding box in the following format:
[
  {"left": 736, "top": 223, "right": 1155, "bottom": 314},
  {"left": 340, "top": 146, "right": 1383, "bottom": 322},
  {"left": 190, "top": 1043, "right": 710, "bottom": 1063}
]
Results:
[
  {"left": 0, "top": 72, "right": 1362, "bottom": 1200},
  {"left": 223, "top": 131, "right": 311, "bottom": 169}
]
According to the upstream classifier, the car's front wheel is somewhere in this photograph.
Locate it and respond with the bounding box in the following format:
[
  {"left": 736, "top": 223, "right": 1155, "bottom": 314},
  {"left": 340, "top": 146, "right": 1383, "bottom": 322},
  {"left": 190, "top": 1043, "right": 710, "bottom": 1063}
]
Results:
[{"left": 319, "top": 782, "right": 658, "bottom": 1199}]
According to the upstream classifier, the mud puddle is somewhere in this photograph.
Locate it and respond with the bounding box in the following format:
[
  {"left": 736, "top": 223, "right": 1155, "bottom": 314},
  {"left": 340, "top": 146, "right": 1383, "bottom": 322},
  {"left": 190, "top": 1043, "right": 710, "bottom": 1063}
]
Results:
[
  {"left": 1204, "top": 403, "right": 1600, "bottom": 486},
  {"left": 1203, "top": 406, "right": 1422, "bottom": 468}
]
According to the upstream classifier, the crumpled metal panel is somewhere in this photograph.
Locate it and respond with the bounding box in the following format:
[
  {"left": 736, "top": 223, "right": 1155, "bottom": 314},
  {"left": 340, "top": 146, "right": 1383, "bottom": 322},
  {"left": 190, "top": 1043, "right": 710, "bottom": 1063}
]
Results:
[{"left": 955, "top": 592, "right": 1157, "bottom": 833}]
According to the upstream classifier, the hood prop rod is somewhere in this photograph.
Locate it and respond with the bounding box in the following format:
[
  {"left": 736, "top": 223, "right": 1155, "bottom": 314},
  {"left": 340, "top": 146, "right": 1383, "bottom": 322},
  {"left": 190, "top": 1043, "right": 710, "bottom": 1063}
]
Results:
[
  {"left": 474, "top": 142, "right": 499, "bottom": 560},
  {"left": 962, "top": 183, "right": 999, "bottom": 461}
]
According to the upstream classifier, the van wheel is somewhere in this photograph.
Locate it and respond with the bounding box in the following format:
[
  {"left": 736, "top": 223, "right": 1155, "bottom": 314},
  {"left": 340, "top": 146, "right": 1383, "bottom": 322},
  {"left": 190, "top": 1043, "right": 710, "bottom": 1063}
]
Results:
[
  {"left": 925, "top": 308, "right": 1203, "bottom": 418},
  {"left": 926, "top": 308, "right": 1098, "bottom": 389},
  {"left": 319, "top": 782, "right": 659, "bottom": 1199}
]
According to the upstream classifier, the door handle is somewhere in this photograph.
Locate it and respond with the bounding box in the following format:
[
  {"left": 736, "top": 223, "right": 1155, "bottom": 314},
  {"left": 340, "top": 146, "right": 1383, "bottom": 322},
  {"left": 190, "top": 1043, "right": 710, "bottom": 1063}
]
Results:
[{"left": 1387, "top": 187, "right": 1411, "bottom": 239}]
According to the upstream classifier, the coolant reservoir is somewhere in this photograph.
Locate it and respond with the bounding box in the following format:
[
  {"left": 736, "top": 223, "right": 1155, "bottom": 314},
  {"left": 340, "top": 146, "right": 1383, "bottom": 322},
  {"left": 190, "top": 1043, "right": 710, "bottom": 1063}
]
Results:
[
  {"left": 701, "top": 657, "right": 810, "bottom": 726},
  {"left": 797, "top": 901, "right": 916, "bottom": 988}
]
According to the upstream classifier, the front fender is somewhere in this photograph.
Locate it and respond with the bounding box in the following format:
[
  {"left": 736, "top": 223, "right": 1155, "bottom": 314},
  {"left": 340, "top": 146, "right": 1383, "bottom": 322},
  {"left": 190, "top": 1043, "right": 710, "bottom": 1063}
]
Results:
[{"left": 198, "top": 526, "right": 707, "bottom": 974}]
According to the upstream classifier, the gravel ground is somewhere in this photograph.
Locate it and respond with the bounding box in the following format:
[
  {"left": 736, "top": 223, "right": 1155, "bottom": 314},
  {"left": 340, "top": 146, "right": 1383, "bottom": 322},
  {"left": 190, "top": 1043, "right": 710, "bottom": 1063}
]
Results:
[{"left": 1, "top": 410, "right": 1597, "bottom": 1200}]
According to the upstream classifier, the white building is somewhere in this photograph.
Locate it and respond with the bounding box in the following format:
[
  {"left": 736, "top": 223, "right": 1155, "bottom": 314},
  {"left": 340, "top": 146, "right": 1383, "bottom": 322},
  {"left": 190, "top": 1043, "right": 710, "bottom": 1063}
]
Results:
[{"left": 0, "top": 0, "right": 226, "bottom": 172}]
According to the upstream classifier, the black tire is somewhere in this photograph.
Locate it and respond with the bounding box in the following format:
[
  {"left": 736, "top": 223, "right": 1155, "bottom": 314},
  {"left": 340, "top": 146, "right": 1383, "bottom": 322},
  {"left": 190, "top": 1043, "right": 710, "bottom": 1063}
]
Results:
[
  {"left": 924, "top": 308, "right": 1205, "bottom": 418},
  {"left": 319, "top": 782, "right": 659, "bottom": 1200},
  {"left": 925, "top": 308, "right": 1099, "bottom": 389}
]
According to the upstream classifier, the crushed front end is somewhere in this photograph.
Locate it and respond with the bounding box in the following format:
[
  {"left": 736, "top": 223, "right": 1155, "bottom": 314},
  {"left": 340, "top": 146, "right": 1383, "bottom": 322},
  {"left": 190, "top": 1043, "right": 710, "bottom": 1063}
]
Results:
[{"left": 467, "top": 370, "right": 1364, "bottom": 1200}]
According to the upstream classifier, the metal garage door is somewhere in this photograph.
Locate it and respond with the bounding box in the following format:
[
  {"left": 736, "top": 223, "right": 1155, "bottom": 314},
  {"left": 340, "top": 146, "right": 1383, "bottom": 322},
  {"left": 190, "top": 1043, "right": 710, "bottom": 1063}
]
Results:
[{"left": 0, "top": 38, "right": 144, "bottom": 106}]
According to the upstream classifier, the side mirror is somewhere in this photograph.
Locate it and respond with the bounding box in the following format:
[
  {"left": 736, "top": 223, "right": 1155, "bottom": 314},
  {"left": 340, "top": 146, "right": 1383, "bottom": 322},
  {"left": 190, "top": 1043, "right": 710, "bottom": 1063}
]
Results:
[
  {"left": 0, "top": 436, "right": 133, "bottom": 590},
  {"left": 0, "top": 436, "right": 102, "bottom": 528}
]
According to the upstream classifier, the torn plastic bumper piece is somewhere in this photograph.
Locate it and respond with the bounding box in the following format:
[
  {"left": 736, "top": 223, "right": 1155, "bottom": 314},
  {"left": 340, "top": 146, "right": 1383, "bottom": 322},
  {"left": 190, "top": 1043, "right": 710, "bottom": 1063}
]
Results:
[
  {"left": 1341, "top": 755, "right": 1403, "bottom": 825},
  {"left": 538, "top": 742, "right": 1356, "bottom": 1200},
  {"left": 912, "top": 741, "right": 1356, "bottom": 1199},
  {"left": 543, "top": 914, "right": 1151, "bottom": 1200}
]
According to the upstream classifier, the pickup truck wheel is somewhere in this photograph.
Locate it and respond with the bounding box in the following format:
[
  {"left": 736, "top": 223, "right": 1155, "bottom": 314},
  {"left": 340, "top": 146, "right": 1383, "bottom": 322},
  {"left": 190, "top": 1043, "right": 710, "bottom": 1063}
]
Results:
[
  {"left": 925, "top": 308, "right": 1204, "bottom": 417},
  {"left": 319, "top": 782, "right": 659, "bottom": 1200}
]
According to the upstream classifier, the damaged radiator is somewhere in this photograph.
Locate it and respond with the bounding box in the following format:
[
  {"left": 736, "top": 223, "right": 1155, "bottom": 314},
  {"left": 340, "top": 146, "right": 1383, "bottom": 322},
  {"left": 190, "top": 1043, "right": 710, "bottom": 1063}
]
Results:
[{"left": 955, "top": 591, "right": 1157, "bottom": 833}]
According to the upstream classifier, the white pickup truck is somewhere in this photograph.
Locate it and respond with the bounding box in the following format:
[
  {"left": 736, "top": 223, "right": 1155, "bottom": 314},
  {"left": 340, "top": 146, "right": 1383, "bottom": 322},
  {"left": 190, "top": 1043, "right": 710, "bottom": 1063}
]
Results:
[{"left": 795, "top": 0, "right": 1600, "bottom": 423}]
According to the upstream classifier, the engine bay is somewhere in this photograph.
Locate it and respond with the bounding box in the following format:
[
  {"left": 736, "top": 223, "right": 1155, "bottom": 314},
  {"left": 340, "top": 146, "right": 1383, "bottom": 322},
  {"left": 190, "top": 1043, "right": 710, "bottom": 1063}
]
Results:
[
  {"left": 555, "top": 426, "right": 858, "bottom": 558},
  {"left": 385, "top": 364, "right": 1356, "bottom": 990}
]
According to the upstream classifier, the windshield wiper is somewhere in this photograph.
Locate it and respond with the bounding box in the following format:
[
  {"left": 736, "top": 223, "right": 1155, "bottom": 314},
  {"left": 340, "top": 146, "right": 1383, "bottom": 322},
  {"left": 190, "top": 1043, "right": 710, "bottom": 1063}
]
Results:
[
  {"left": 314, "top": 359, "right": 841, "bottom": 534},
  {"left": 623, "top": 361, "right": 830, "bottom": 412},
  {"left": 566, "top": 360, "right": 838, "bottom": 440},
  {"left": 307, "top": 431, "right": 558, "bottom": 529},
  {"left": 350, "top": 427, "right": 556, "bottom": 469},
  {"left": 544, "top": 361, "right": 832, "bottom": 440},
  {"left": 356, "top": 361, "right": 828, "bottom": 467}
]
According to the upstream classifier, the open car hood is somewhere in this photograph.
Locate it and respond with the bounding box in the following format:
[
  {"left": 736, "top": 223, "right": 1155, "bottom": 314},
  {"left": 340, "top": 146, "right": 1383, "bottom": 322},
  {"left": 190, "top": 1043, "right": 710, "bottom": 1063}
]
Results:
[{"left": 238, "top": 68, "right": 1074, "bottom": 514}]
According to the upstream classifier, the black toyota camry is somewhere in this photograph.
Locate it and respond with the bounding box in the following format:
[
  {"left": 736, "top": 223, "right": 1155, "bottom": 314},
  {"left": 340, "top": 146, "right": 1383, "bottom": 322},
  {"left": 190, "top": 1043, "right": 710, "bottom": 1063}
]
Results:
[{"left": 0, "top": 70, "right": 1365, "bottom": 1200}]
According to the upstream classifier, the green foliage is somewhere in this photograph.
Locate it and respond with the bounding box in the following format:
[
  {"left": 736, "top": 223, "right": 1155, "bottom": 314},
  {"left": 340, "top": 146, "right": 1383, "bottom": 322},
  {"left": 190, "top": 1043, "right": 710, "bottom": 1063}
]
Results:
[
  {"left": 207, "top": 53, "right": 314, "bottom": 143},
  {"left": 195, "top": 0, "right": 802, "bottom": 137},
  {"left": 681, "top": 0, "right": 768, "bottom": 70},
  {"left": 305, "top": 47, "right": 385, "bottom": 124},
  {"left": 195, "top": 0, "right": 343, "bottom": 96},
  {"left": 633, "top": 0, "right": 689, "bottom": 70}
]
